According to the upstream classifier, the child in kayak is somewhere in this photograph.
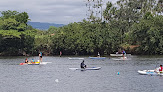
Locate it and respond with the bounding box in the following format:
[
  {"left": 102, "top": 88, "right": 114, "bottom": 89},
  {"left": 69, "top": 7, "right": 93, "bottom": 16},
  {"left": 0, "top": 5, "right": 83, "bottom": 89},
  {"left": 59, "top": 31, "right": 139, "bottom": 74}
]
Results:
[
  {"left": 81, "top": 60, "right": 86, "bottom": 69},
  {"left": 25, "top": 58, "right": 28, "bottom": 63},
  {"left": 31, "top": 59, "right": 35, "bottom": 64}
]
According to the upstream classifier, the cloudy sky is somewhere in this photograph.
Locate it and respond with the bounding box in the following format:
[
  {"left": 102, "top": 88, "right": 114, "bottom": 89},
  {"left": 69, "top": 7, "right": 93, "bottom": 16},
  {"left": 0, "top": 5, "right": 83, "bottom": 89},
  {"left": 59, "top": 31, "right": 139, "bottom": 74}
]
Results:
[{"left": 0, "top": 0, "right": 117, "bottom": 24}]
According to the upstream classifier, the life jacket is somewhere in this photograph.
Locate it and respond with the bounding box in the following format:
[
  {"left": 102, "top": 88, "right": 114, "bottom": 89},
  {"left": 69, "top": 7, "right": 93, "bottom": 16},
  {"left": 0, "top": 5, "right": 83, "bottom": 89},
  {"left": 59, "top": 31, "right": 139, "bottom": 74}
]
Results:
[
  {"left": 159, "top": 66, "right": 163, "bottom": 71},
  {"left": 40, "top": 52, "right": 42, "bottom": 56}
]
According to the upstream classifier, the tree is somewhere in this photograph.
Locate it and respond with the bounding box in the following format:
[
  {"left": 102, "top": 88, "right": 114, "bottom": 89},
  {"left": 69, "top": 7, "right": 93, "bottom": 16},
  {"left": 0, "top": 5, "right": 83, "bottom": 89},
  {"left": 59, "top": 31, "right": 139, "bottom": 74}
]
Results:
[{"left": 0, "top": 10, "right": 30, "bottom": 31}]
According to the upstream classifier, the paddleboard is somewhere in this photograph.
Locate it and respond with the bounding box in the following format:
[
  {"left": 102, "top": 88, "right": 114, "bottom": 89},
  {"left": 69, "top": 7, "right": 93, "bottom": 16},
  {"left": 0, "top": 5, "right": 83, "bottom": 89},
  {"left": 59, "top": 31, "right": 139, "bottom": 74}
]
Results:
[
  {"left": 68, "top": 57, "right": 84, "bottom": 60},
  {"left": 110, "top": 54, "right": 123, "bottom": 57},
  {"left": 89, "top": 57, "right": 106, "bottom": 59},
  {"left": 69, "top": 67, "right": 101, "bottom": 70}
]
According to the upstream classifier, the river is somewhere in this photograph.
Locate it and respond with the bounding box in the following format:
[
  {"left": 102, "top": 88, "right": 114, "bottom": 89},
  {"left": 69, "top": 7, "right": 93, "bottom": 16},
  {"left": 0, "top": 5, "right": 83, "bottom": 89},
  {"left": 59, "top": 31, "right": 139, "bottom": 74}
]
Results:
[{"left": 0, "top": 55, "right": 163, "bottom": 92}]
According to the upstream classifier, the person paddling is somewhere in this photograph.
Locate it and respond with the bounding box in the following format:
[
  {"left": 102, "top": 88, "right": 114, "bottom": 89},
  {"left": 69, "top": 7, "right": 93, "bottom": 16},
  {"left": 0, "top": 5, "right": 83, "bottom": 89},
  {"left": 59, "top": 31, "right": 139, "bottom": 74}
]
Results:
[
  {"left": 159, "top": 65, "right": 163, "bottom": 73},
  {"left": 39, "top": 52, "right": 43, "bottom": 63},
  {"left": 155, "top": 65, "right": 163, "bottom": 73},
  {"left": 122, "top": 50, "right": 126, "bottom": 56},
  {"left": 31, "top": 59, "right": 35, "bottom": 64},
  {"left": 97, "top": 52, "right": 100, "bottom": 57},
  {"left": 59, "top": 51, "right": 62, "bottom": 57},
  {"left": 25, "top": 58, "right": 28, "bottom": 63},
  {"left": 81, "top": 60, "right": 86, "bottom": 69}
]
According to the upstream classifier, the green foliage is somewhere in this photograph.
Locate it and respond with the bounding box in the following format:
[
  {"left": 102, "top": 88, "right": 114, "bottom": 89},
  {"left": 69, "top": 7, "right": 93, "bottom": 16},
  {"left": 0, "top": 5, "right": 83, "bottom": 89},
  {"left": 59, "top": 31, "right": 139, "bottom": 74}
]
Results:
[
  {"left": 0, "top": 18, "right": 18, "bottom": 30},
  {"left": 0, "top": 10, "right": 29, "bottom": 31},
  {"left": 0, "top": 0, "right": 162, "bottom": 56},
  {"left": 131, "top": 15, "right": 163, "bottom": 54}
]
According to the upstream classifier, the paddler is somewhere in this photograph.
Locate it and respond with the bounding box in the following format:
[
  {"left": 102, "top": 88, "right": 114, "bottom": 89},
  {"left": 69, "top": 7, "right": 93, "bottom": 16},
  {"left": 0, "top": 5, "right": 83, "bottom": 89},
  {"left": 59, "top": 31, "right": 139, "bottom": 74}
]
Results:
[
  {"left": 31, "top": 59, "right": 35, "bottom": 64},
  {"left": 39, "top": 52, "right": 43, "bottom": 63},
  {"left": 25, "top": 58, "right": 28, "bottom": 63},
  {"left": 155, "top": 65, "right": 163, "bottom": 73},
  {"left": 122, "top": 49, "right": 126, "bottom": 56},
  {"left": 97, "top": 52, "right": 100, "bottom": 57},
  {"left": 159, "top": 65, "right": 163, "bottom": 73},
  {"left": 81, "top": 60, "right": 86, "bottom": 69},
  {"left": 59, "top": 51, "right": 62, "bottom": 57}
]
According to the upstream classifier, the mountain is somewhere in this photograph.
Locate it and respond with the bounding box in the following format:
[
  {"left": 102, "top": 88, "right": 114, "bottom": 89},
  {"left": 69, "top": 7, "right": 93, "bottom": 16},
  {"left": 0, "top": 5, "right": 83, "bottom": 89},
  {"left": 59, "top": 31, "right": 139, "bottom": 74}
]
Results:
[{"left": 27, "top": 22, "right": 65, "bottom": 30}]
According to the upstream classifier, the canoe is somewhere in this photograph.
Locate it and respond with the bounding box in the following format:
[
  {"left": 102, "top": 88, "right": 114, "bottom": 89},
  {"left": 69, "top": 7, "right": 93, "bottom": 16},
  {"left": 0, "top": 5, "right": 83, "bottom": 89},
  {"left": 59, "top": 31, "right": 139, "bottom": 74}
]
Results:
[
  {"left": 138, "top": 70, "right": 163, "bottom": 75},
  {"left": 68, "top": 57, "right": 84, "bottom": 60},
  {"left": 89, "top": 57, "right": 106, "bottom": 59},
  {"left": 69, "top": 67, "right": 101, "bottom": 70}
]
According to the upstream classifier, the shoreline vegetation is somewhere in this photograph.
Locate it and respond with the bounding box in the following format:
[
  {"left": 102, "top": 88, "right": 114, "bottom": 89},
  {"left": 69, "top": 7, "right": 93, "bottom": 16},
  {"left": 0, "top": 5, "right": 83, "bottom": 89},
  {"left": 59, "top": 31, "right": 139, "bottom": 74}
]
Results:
[{"left": 0, "top": 0, "right": 162, "bottom": 56}]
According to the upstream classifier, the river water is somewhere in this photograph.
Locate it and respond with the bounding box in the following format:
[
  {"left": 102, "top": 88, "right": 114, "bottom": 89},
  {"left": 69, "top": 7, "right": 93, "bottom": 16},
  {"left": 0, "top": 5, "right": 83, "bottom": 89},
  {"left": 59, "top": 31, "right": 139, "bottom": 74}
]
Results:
[{"left": 0, "top": 55, "right": 163, "bottom": 92}]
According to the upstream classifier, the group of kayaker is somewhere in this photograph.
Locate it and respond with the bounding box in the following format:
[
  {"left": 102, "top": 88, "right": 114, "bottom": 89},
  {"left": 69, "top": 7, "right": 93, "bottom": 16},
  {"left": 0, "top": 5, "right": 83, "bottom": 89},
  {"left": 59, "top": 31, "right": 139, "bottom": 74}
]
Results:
[
  {"left": 23, "top": 51, "right": 163, "bottom": 74},
  {"left": 24, "top": 52, "right": 43, "bottom": 64}
]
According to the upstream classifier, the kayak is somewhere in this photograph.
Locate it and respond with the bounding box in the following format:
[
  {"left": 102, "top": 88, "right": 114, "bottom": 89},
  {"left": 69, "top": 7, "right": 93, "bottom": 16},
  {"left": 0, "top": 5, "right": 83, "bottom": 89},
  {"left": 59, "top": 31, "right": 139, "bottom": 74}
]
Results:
[
  {"left": 138, "top": 70, "right": 163, "bottom": 76},
  {"left": 68, "top": 57, "right": 84, "bottom": 60},
  {"left": 19, "top": 62, "right": 52, "bottom": 65},
  {"left": 28, "top": 63, "right": 40, "bottom": 65},
  {"left": 89, "top": 57, "right": 106, "bottom": 59},
  {"left": 19, "top": 63, "right": 27, "bottom": 65},
  {"left": 69, "top": 67, "right": 101, "bottom": 70}
]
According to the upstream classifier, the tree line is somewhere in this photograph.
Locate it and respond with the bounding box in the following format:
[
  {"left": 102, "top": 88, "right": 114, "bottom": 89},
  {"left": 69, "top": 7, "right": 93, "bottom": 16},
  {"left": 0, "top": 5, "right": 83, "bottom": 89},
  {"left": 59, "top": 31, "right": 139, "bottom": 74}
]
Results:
[{"left": 0, "top": 0, "right": 162, "bottom": 56}]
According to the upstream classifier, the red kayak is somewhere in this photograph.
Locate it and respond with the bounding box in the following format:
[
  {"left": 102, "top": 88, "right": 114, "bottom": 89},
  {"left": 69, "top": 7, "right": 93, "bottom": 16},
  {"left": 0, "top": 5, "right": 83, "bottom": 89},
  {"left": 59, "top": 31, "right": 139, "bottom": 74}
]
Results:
[{"left": 19, "top": 63, "right": 27, "bottom": 65}]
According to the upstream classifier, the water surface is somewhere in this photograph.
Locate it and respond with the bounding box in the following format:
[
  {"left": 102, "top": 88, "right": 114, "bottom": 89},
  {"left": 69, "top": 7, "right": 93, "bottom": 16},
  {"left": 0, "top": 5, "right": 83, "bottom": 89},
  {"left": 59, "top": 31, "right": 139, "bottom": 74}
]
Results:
[{"left": 0, "top": 55, "right": 163, "bottom": 92}]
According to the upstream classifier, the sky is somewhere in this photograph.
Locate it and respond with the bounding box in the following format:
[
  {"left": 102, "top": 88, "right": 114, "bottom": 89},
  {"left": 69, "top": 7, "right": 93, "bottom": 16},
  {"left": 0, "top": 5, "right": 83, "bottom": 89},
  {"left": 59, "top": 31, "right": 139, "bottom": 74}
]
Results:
[{"left": 0, "top": 0, "right": 117, "bottom": 24}]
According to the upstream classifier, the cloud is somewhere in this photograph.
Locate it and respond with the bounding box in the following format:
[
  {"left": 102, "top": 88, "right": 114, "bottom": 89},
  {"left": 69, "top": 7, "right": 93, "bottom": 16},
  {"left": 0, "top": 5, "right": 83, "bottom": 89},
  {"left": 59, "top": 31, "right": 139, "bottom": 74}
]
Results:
[{"left": 0, "top": 0, "right": 117, "bottom": 24}]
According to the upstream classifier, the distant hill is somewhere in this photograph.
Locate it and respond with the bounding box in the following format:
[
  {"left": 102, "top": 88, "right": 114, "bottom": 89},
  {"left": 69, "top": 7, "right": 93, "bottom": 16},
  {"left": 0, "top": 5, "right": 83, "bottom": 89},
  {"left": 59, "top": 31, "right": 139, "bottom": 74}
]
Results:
[{"left": 27, "top": 22, "right": 65, "bottom": 30}]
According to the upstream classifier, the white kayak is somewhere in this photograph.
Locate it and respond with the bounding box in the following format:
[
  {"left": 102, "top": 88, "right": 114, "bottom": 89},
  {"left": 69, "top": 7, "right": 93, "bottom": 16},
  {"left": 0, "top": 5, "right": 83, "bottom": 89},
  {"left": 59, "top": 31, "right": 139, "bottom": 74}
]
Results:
[
  {"left": 138, "top": 70, "right": 163, "bottom": 76},
  {"left": 69, "top": 67, "right": 101, "bottom": 70},
  {"left": 68, "top": 57, "right": 84, "bottom": 60}
]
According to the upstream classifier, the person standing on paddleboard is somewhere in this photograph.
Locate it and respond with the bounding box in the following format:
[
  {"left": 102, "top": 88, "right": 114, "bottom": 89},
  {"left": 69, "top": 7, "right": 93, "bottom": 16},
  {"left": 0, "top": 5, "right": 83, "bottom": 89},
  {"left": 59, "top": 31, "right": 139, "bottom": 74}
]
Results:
[
  {"left": 59, "top": 51, "right": 62, "bottom": 57},
  {"left": 122, "top": 49, "right": 126, "bottom": 59},
  {"left": 122, "top": 50, "right": 126, "bottom": 56},
  {"left": 97, "top": 52, "right": 100, "bottom": 57},
  {"left": 39, "top": 52, "right": 43, "bottom": 63}
]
